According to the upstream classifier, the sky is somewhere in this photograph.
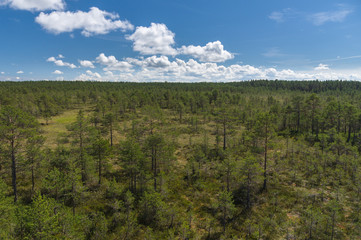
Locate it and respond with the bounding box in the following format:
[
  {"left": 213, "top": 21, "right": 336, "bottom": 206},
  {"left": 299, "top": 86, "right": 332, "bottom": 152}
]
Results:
[{"left": 0, "top": 0, "right": 361, "bottom": 82}]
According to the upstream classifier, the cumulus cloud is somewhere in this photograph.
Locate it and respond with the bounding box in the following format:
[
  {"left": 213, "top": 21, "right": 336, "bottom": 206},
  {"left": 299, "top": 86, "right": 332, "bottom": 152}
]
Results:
[
  {"left": 314, "top": 63, "right": 329, "bottom": 70},
  {"left": 179, "top": 41, "right": 234, "bottom": 62},
  {"left": 126, "top": 23, "right": 233, "bottom": 62},
  {"left": 55, "top": 60, "right": 77, "bottom": 68},
  {"left": 76, "top": 70, "right": 104, "bottom": 81},
  {"left": 129, "top": 55, "right": 172, "bottom": 68},
  {"left": 35, "top": 7, "right": 134, "bottom": 37},
  {"left": 86, "top": 70, "right": 101, "bottom": 78},
  {"left": 96, "top": 53, "right": 118, "bottom": 65},
  {"left": 79, "top": 60, "right": 95, "bottom": 68},
  {"left": 106, "top": 56, "right": 361, "bottom": 82},
  {"left": 47, "top": 56, "right": 56, "bottom": 62},
  {"left": 86, "top": 55, "right": 304, "bottom": 81},
  {"left": 309, "top": 9, "right": 352, "bottom": 26},
  {"left": 17, "top": 70, "right": 24, "bottom": 74},
  {"left": 1, "top": 72, "right": 5, "bottom": 74},
  {"left": 104, "top": 62, "right": 133, "bottom": 72},
  {"left": 0, "top": 0, "right": 65, "bottom": 11},
  {"left": 127, "top": 23, "right": 177, "bottom": 55},
  {"left": 47, "top": 56, "right": 77, "bottom": 68},
  {"left": 76, "top": 63, "right": 361, "bottom": 82},
  {"left": 96, "top": 53, "right": 132, "bottom": 71},
  {"left": 74, "top": 51, "right": 361, "bottom": 82},
  {"left": 52, "top": 70, "right": 63, "bottom": 74}
]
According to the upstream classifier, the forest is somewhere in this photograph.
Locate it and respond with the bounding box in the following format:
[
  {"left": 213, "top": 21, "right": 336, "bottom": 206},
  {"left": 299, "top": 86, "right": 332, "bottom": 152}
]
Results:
[{"left": 1, "top": 80, "right": 361, "bottom": 239}]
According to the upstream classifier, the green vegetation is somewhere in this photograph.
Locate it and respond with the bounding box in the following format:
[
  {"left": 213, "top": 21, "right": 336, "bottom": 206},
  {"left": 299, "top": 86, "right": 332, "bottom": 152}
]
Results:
[{"left": 1, "top": 80, "right": 361, "bottom": 239}]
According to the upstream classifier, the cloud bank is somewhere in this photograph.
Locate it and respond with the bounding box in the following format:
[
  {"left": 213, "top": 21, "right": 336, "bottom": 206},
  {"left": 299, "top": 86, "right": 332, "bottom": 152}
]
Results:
[{"left": 74, "top": 54, "right": 361, "bottom": 82}]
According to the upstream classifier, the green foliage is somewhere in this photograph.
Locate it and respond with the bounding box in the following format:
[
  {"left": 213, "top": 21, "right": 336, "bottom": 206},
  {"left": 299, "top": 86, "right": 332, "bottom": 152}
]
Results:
[
  {"left": 138, "top": 190, "right": 170, "bottom": 229},
  {"left": 1, "top": 80, "right": 361, "bottom": 238},
  {"left": 214, "top": 190, "right": 236, "bottom": 233},
  {"left": 15, "top": 194, "right": 61, "bottom": 239},
  {"left": 0, "top": 178, "right": 15, "bottom": 238}
]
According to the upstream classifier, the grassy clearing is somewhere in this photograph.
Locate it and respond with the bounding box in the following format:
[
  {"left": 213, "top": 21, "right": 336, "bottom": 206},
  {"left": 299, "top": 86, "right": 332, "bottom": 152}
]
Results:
[{"left": 39, "top": 106, "right": 93, "bottom": 149}]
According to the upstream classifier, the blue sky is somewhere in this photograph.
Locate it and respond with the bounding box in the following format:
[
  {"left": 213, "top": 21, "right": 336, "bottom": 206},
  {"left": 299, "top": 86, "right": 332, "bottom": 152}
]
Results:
[{"left": 0, "top": 0, "right": 361, "bottom": 81}]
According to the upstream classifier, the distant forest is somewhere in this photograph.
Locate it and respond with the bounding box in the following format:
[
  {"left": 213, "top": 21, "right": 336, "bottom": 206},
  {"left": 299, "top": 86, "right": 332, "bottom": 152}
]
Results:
[{"left": 1, "top": 80, "right": 361, "bottom": 239}]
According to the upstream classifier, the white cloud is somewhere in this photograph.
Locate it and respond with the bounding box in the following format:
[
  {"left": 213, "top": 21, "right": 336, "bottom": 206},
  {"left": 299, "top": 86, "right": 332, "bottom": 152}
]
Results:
[
  {"left": 86, "top": 70, "right": 101, "bottom": 78},
  {"left": 179, "top": 41, "right": 234, "bottom": 62},
  {"left": 76, "top": 70, "right": 104, "bottom": 81},
  {"left": 54, "top": 60, "right": 77, "bottom": 68},
  {"left": 96, "top": 53, "right": 118, "bottom": 65},
  {"left": 126, "top": 23, "right": 232, "bottom": 62},
  {"left": 17, "top": 70, "right": 24, "bottom": 74},
  {"left": 104, "top": 61, "right": 133, "bottom": 72},
  {"left": 71, "top": 50, "right": 361, "bottom": 82},
  {"left": 314, "top": 63, "right": 329, "bottom": 70},
  {"left": 47, "top": 56, "right": 56, "bottom": 62},
  {"left": 95, "top": 53, "right": 132, "bottom": 71},
  {"left": 309, "top": 9, "right": 352, "bottom": 26},
  {"left": 132, "top": 55, "right": 172, "bottom": 68},
  {"left": 35, "top": 7, "right": 134, "bottom": 37},
  {"left": 127, "top": 23, "right": 177, "bottom": 55},
  {"left": 1, "top": 72, "right": 4, "bottom": 74},
  {"left": 0, "top": 0, "right": 65, "bottom": 11},
  {"left": 79, "top": 60, "right": 95, "bottom": 68},
  {"left": 47, "top": 56, "right": 77, "bottom": 68},
  {"left": 58, "top": 54, "right": 64, "bottom": 58},
  {"left": 16, "top": 77, "right": 20, "bottom": 80},
  {"left": 85, "top": 55, "right": 302, "bottom": 82},
  {"left": 52, "top": 70, "right": 63, "bottom": 74},
  {"left": 104, "top": 71, "right": 114, "bottom": 76},
  {"left": 105, "top": 56, "right": 361, "bottom": 82}
]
